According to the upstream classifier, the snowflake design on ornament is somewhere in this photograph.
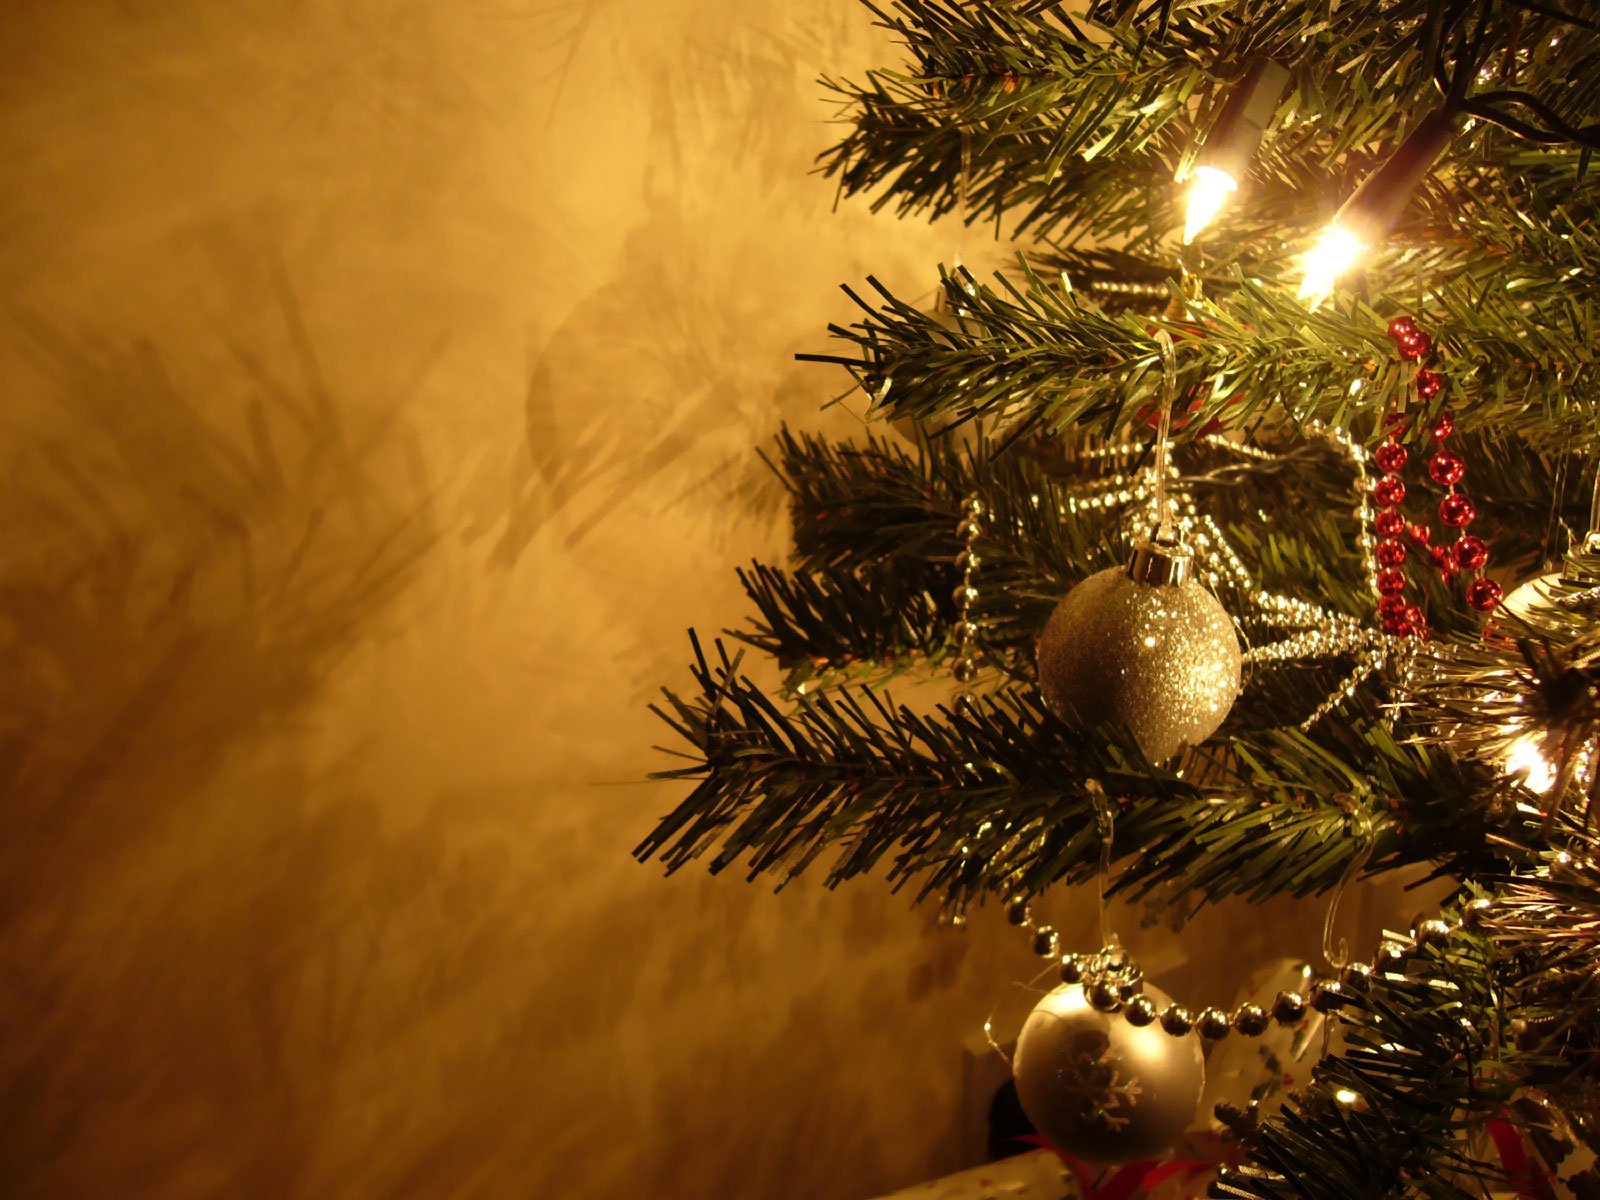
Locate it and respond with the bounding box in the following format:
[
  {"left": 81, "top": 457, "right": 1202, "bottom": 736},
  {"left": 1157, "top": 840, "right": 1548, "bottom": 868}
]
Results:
[{"left": 1058, "top": 1034, "right": 1143, "bottom": 1133}]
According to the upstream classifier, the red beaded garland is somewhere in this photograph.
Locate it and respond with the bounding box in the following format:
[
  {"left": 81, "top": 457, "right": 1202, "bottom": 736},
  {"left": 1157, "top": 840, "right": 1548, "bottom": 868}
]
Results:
[
  {"left": 1415, "top": 369, "right": 1445, "bottom": 399},
  {"left": 1376, "top": 538, "right": 1408, "bottom": 567},
  {"left": 1402, "top": 603, "right": 1427, "bottom": 636},
  {"left": 1428, "top": 450, "right": 1466, "bottom": 486},
  {"left": 1374, "top": 442, "right": 1409, "bottom": 473},
  {"left": 1372, "top": 313, "right": 1498, "bottom": 632},
  {"left": 1439, "top": 493, "right": 1476, "bottom": 528},
  {"left": 1398, "top": 331, "right": 1433, "bottom": 361},
  {"left": 1374, "top": 476, "right": 1407, "bottom": 507},
  {"left": 1453, "top": 535, "right": 1488, "bottom": 571},
  {"left": 1467, "top": 577, "right": 1504, "bottom": 612}
]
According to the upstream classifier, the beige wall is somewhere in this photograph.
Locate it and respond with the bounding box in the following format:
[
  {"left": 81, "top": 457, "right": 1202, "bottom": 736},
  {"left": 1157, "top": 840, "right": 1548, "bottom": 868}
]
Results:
[{"left": 0, "top": 4, "right": 1432, "bottom": 1198}]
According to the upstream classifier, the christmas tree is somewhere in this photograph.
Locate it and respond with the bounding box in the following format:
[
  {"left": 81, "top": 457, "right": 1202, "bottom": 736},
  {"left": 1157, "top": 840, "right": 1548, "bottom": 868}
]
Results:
[{"left": 637, "top": 2, "right": 1600, "bottom": 1195}]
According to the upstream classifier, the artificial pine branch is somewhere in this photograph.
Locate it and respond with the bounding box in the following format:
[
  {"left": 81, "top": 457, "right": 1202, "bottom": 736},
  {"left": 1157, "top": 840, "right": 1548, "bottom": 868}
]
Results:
[
  {"left": 809, "top": 263, "right": 1600, "bottom": 456},
  {"left": 645, "top": 0, "right": 1600, "bottom": 1188}
]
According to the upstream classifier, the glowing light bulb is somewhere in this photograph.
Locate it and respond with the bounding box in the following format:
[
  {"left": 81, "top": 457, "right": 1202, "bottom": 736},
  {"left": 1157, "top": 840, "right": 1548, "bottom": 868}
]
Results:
[
  {"left": 1505, "top": 731, "right": 1558, "bottom": 794},
  {"left": 1182, "top": 165, "right": 1238, "bottom": 244},
  {"left": 1334, "top": 1088, "right": 1360, "bottom": 1105},
  {"left": 1298, "top": 225, "right": 1366, "bottom": 307}
]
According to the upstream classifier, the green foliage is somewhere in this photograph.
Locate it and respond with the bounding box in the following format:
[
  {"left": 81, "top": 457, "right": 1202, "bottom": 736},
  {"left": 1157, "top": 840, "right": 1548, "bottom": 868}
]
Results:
[{"left": 643, "top": 0, "right": 1600, "bottom": 1192}]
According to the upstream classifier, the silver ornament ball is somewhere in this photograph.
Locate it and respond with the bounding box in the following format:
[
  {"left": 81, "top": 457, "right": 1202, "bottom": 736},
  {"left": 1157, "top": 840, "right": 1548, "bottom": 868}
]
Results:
[
  {"left": 1036, "top": 543, "right": 1241, "bottom": 763},
  {"left": 1013, "top": 982, "right": 1205, "bottom": 1164},
  {"left": 1502, "top": 570, "right": 1563, "bottom": 625}
]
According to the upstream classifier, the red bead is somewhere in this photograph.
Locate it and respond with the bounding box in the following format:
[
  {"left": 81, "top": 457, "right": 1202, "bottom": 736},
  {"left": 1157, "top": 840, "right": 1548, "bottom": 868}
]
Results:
[
  {"left": 1374, "top": 475, "right": 1407, "bottom": 507},
  {"left": 1404, "top": 603, "right": 1428, "bottom": 637},
  {"left": 1399, "top": 331, "right": 1433, "bottom": 361},
  {"left": 1374, "top": 510, "right": 1406, "bottom": 537},
  {"left": 1439, "top": 493, "right": 1476, "bottom": 528},
  {"left": 1377, "top": 567, "right": 1407, "bottom": 595},
  {"left": 1377, "top": 538, "right": 1408, "bottom": 567},
  {"left": 1415, "top": 369, "right": 1445, "bottom": 399},
  {"left": 1406, "top": 522, "right": 1431, "bottom": 546},
  {"left": 1454, "top": 535, "right": 1489, "bottom": 571},
  {"left": 1383, "top": 411, "right": 1410, "bottom": 435},
  {"left": 1467, "top": 578, "right": 1505, "bottom": 613},
  {"left": 1387, "top": 316, "right": 1419, "bottom": 341},
  {"left": 1429, "top": 544, "right": 1454, "bottom": 575},
  {"left": 1430, "top": 410, "right": 1455, "bottom": 440},
  {"left": 1379, "top": 595, "right": 1409, "bottom": 621},
  {"left": 1429, "top": 450, "right": 1466, "bottom": 486},
  {"left": 1374, "top": 442, "right": 1408, "bottom": 474}
]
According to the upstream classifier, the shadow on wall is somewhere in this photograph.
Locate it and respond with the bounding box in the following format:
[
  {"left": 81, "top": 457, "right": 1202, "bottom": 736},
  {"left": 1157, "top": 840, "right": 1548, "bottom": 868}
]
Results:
[
  {"left": 0, "top": 283, "right": 435, "bottom": 1197},
  {"left": 495, "top": 207, "right": 797, "bottom": 567}
]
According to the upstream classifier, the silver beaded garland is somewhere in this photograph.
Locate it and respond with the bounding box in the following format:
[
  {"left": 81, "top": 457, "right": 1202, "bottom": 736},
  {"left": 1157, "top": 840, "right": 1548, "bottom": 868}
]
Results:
[
  {"left": 951, "top": 496, "right": 986, "bottom": 706},
  {"left": 1233, "top": 1003, "right": 1270, "bottom": 1037},
  {"left": 1412, "top": 918, "right": 1452, "bottom": 949},
  {"left": 1088, "top": 978, "right": 1124, "bottom": 1012},
  {"left": 1123, "top": 993, "right": 1159, "bottom": 1026},
  {"left": 1001, "top": 868, "right": 1485, "bottom": 1048},
  {"left": 1159, "top": 1005, "right": 1195, "bottom": 1036},
  {"left": 1196, "top": 1007, "right": 1232, "bottom": 1040},
  {"left": 1271, "top": 990, "right": 1307, "bottom": 1024}
]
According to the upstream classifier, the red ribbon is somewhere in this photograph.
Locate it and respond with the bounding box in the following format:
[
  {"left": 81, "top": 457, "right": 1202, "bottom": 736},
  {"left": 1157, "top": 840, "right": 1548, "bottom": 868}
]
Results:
[
  {"left": 1486, "top": 1118, "right": 1555, "bottom": 1200},
  {"left": 1013, "top": 1136, "right": 1215, "bottom": 1200}
]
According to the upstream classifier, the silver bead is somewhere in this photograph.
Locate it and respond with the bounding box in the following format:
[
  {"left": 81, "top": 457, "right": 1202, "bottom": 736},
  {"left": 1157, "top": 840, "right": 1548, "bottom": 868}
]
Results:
[
  {"left": 957, "top": 517, "right": 983, "bottom": 541},
  {"left": 955, "top": 549, "right": 982, "bottom": 572},
  {"left": 1159, "top": 1004, "right": 1194, "bottom": 1036},
  {"left": 1196, "top": 1007, "right": 1232, "bottom": 1040},
  {"left": 1412, "top": 918, "right": 1452, "bottom": 950},
  {"left": 1122, "top": 993, "right": 1158, "bottom": 1026},
  {"left": 1340, "top": 962, "right": 1372, "bottom": 995},
  {"left": 952, "top": 659, "right": 979, "bottom": 684},
  {"left": 952, "top": 583, "right": 979, "bottom": 606},
  {"left": 1087, "top": 978, "right": 1122, "bottom": 1012},
  {"left": 961, "top": 497, "right": 985, "bottom": 519},
  {"left": 1233, "top": 1004, "right": 1269, "bottom": 1036},
  {"left": 1031, "top": 927, "right": 1059, "bottom": 957},
  {"left": 1058, "top": 954, "right": 1085, "bottom": 984},
  {"left": 1461, "top": 897, "right": 1493, "bottom": 929},
  {"left": 1270, "top": 991, "right": 1306, "bottom": 1025},
  {"left": 952, "top": 620, "right": 980, "bottom": 642},
  {"left": 1006, "top": 899, "right": 1030, "bottom": 926},
  {"left": 1309, "top": 980, "right": 1345, "bottom": 1013},
  {"left": 1374, "top": 942, "right": 1407, "bottom": 972}
]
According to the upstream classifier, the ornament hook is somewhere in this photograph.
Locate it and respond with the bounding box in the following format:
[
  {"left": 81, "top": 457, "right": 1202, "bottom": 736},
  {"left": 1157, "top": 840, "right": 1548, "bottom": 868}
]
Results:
[
  {"left": 1087, "top": 780, "right": 1117, "bottom": 953},
  {"left": 1320, "top": 805, "right": 1374, "bottom": 972},
  {"left": 1152, "top": 329, "right": 1177, "bottom": 541}
]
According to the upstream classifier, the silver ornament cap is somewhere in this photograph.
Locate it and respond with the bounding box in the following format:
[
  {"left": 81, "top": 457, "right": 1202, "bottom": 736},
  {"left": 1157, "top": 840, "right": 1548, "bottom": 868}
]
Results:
[
  {"left": 1036, "top": 530, "right": 1241, "bottom": 763},
  {"left": 1013, "top": 982, "right": 1205, "bottom": 1164}
]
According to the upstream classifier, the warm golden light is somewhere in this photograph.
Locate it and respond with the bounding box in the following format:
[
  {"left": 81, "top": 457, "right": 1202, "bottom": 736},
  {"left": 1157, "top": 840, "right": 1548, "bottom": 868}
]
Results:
[
  {"left": 1182, "top": 165, "right": 1237, "bottom": 244},
  {"left": 1505, "top": 731, "right": 1558, "bottom": 794},
  {"left": 1298, "top": 224, "right": 1365, "bottom": 306}
]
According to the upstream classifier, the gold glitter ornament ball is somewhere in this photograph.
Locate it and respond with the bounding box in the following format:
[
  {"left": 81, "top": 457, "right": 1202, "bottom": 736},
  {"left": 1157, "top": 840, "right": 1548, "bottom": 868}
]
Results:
[
  {"left": 1013, "top": 982, "right": 1205, "bottom": 1164},
  {"left": 1036, "top": 546, "right": 1241, "bottom": 764}
]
